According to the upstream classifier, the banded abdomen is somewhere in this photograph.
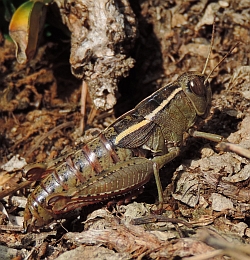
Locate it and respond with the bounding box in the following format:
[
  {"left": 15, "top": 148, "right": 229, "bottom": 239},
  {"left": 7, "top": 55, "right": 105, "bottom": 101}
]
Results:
[{"left": 23, "top": 127, "right": 150, "bottom": 230}]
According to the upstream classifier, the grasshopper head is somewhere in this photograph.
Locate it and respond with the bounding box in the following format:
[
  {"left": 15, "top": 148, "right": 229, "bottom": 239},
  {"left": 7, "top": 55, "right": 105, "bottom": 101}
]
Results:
[{"left": 178, "top": 71, "right": 212, "bottom": 117}]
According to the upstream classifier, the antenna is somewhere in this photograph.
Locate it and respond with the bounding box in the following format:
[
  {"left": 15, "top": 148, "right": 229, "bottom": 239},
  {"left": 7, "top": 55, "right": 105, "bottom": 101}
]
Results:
[
  {"left": 202, "top": 18, "right": 216, "bottom": 75},
  {"left": 201, "top": 17, "right": 240, "bottom": 85},
  {"left": 204, "top": 42, "right": 240, "bottom": 85}
]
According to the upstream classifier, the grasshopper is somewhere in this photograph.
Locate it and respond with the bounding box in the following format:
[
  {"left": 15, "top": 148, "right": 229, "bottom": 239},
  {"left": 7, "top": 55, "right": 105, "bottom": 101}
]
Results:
[{"left": 23, "top": 25, "right": 246, "bottom": 232}]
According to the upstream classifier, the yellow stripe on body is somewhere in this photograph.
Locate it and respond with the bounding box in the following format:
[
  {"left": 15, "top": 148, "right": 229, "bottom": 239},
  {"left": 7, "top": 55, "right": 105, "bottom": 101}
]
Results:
[
  {"left": 115, "top": 87, "right": 183, "bottom": 145},
  {"left": 115, "top": 119, "right": 150, "bottom": 144},
  {"left": 145, "top": 87, "right": 182, "bottom": 120}
]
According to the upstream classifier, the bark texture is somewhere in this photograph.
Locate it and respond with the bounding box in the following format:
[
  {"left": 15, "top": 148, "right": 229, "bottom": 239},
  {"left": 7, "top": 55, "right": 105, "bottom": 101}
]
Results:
[{"left": 54, "top": 0, "right": 137, "bottom": 110}]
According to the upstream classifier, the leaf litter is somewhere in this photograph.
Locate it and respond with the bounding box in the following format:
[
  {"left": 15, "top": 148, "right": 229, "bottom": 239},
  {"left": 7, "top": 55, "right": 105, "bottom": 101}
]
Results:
[{"left": 0, "top": 0, "right": 250, "bottom": 259}]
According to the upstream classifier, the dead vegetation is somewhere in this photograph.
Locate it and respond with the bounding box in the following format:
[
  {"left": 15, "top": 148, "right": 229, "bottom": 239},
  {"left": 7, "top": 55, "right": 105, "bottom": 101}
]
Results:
[{"left": 0, "top": 0, "right": 250, "bottom": 259}]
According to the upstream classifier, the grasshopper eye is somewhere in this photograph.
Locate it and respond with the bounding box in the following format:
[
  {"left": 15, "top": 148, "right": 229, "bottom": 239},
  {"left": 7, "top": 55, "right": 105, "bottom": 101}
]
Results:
[{"left": 188, "top": 77, "right": 205, "bottom": 96}]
